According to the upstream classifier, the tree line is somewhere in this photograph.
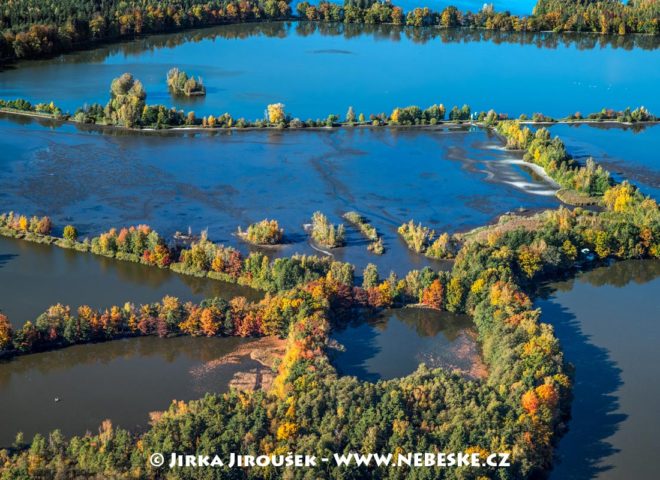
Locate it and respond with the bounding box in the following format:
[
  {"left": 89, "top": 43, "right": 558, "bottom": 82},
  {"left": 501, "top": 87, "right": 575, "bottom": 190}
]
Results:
[
  {"left": 296, "top": 1, "right": 658, "bottom": 34},
  {"left": 2, "top": 76, "right": 656, "bottom": 131},
  {"left": 343, "top": 211, "right": 384, "bottom": 254}
]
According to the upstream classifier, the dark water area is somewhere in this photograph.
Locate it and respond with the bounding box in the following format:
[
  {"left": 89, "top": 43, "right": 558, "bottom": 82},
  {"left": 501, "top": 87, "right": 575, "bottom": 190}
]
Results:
[
  {"left": 548, "top": 124, "right": 660, "bottom": 200},
  {"left": 535, "top": 260, "right": 660, "bottom": 480},
  {"left": 330, "top": 307, "right": 484, "bottom": 381},
  {"left": 0, "top": 336, "right": 262, "bottom": 448},
  {"left": 0, "top": 235, "right": 260, "bottom": 328},
  {"left": 1, "top": 21, "right": 657, "bottom": 120},
  {"left": 0, "top": 116, "right": 561, "bottom": 275}
]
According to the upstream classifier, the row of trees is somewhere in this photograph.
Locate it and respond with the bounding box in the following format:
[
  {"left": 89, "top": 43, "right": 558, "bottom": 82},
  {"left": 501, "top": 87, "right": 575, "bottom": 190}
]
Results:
[
  {"left": 3, "top": 80, "right": 657, "bottom": 130},
  {"left": 295, "top": 1, "right": 658, "bottom": 34},
  {"left": 0, "top": 212, "right": 52, "bottom": 236},
  {"left": 342, "top": 211, "right": 384, "bottom": 254},
  {"left": 496, "top": 121, "right": 612, "bottom": 197},
  {"left": 0, "top": 283, "right": 320, "bottom": 358}
]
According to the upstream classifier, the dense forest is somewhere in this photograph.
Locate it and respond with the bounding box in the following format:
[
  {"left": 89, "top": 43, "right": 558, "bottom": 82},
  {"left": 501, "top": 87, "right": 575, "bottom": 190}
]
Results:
[{"left": 0, "top": 1, "right": 657, "bottom": 63}]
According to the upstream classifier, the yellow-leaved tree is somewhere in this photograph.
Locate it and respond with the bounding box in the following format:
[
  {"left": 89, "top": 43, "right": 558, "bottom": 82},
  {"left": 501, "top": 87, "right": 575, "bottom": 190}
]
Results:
[{"left": 267, "top": 103, "right": 286, "bottom": 124}]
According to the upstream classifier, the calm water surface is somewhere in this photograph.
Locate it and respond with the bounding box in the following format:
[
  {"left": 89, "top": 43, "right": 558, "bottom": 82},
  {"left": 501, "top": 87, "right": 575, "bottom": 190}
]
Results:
[
  {"left": 548, "top": 124, "right": 660, "bottom": 200},
  {"left": 330, "top": 307, "right": 483, "bottom": 381},
  {"left": 0, "top": 235, "right": 259, "bottom": 328},
  {"left": 1, "top": 21, "right": 657, "bottom": 119},
  {"left": 536, "top": 260, "right": 660, "bottom": 480},
  {"left": 0, "top": 336, "right": 263, "bottom": 447},
  {"left": 0, "top": 115, "right": 561, "bottom": 275}
]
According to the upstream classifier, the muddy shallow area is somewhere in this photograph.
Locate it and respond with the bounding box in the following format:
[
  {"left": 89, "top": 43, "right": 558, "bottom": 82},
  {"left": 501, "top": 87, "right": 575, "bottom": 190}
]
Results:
[{"left": 0, "top": 116, "right": 561, "bottom": 275}]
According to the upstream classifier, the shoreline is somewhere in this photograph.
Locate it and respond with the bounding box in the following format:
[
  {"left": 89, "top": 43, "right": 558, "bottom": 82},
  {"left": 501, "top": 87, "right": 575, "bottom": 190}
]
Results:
[{"left": 1, "top": 107, "right": 658, "bottom": 136}]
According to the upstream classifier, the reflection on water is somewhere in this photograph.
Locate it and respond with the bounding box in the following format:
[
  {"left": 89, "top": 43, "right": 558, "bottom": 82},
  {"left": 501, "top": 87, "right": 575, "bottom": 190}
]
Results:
[
  {"left": 1, "top": 22, "right": 657, "bottom": 119},
  {"left": 0, "top": 235, "right": 260, "bottom": 327},
  {"left": 536, "top": 260, "right": 660, "bottom": 480},
  {"left": 0, "top": 117, "right": 560, "bottom": 276},
  {"left": 330, "top": 307, "right": 485, "bottom": 381},
  {"left": 0, "top": 336, "right": 262, "bottom": 447}
]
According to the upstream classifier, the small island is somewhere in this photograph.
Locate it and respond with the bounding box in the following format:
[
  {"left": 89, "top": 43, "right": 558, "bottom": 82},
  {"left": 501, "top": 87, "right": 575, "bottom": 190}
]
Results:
[
  {"left": 309, "top": 211, "right": 346, "bottom": 249},
  {"left": 238, "top": 219, "right": 284, "bottom": 246},
  {"left": 343, "top": 211, "right": 384, "bottom": 254},
  {"left": 166, "top": 68, "right": 206, "bottom": 97}
]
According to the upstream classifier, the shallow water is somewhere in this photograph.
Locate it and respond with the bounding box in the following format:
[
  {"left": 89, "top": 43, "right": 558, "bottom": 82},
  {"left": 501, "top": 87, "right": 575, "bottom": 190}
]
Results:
[
  {"left": 0, "top": 336, "right": 264, "bottom": 447},
  {"left": 1, "top": 21, "right": 657, "bottom": 120},
  {"left": 536, "top": 260, "right": 660, "bottom": 480},
  {"left": 330, "top": 307, "right": 483, "bottom": 381},
  {"left": 0, "top": 115, "right": 561, "bottom": 275},
  {"left": 0, "top": 235, "right": 260, "bottom": 328},
  {"left": 548, "top": 124, "right": 660, "bottom": 200}
]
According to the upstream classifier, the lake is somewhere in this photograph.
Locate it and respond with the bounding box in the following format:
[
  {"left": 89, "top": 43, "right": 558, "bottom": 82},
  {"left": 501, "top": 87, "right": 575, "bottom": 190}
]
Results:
[
  {"left": 0, "top": 335, "right": 272, "bottom": 448},
  {"left": 0, "top": 115, "right": 561, "bottom": 276},
  {"left": 548, "top": 124, "right": 660, "bottom": 200},
  {"left": 536, "top": 260, "right": 660, "bottom": 480},
  {"left": 0, "top": 235, "right": 259, "bottom": 328},
  {"left": 330, "top": 307, "right": 486, "bottom": 381},
  {"left": 1, "top": 12, "right": 659, "bottom": 476},
  {"left": 1, "top": 21, "right": 657, "bottom": 120}
]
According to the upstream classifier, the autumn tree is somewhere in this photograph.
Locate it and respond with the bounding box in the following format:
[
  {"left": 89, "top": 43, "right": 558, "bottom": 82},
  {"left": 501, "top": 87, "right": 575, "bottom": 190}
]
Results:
[
  {"left": 421, "top": 279, "right": 444, "bottom": 309},
  {"left": 445, "top": 277, "right": 464, "bottom": 312},
  {"left": 362, "top": 263, "right": 379, "bottom": 289},
  {"left": 267, "top": 103, "right": 286, "bottom": 125},
  {"left": 104, "top": 73, "right": 147, "bottom": 127},
  {"left": 0, "top": 313, "right": 13, "bottom": 351},
  {"left": 63, "top": 225, "right": 78, "bottom": 243}
]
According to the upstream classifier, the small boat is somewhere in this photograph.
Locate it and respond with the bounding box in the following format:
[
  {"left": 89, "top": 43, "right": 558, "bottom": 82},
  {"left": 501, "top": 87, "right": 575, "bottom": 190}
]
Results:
[{"left": 172, "top": 227, "right": 201, "bottom": 247}]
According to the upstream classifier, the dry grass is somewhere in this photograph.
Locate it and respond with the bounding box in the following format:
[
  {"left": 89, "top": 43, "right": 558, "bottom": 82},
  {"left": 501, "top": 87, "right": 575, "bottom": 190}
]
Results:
[{"left": 556, "top": 188, "right": 601, "bottom": 206}]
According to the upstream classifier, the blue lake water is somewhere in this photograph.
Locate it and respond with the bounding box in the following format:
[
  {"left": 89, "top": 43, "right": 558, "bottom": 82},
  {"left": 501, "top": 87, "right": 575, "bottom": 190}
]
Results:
[
  {"left": 548, "top": 124, "right": 660, "bottom": 200},
  {"left": 1, "top": 22, "right": 657, "bottom": 120}
]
